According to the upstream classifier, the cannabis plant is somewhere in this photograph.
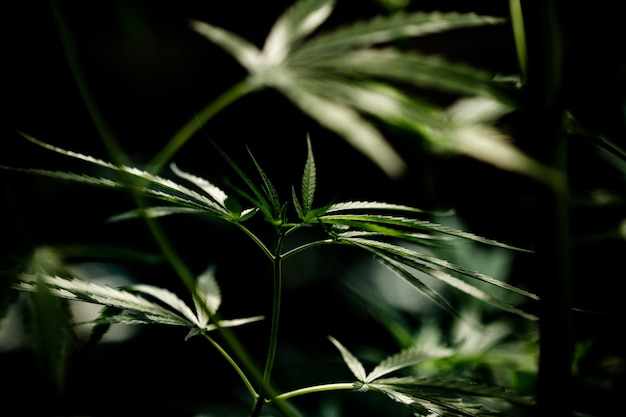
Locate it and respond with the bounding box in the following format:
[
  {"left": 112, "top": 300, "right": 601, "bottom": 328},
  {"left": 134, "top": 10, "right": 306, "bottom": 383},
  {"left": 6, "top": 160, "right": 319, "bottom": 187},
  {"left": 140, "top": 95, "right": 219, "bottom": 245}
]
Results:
[{"left": 2, "top": 0, "right": 551, "bottom": 416}]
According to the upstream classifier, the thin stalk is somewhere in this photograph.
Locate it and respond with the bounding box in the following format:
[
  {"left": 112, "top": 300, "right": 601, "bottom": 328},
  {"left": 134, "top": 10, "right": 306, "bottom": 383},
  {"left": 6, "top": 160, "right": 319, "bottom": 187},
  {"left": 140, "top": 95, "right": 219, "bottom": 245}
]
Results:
[
  {"left": 233, "top": 222, "right": 275, "bottom": 260},
  {"left": 509, "top": 0, "right": 527, "bottom": 84},
  {"left": 51, "top": 5, "right": 269, "bottom": 411},
  {"left": 50, "top": 1, "right": 128, "bottom": 166},
  {"left": 268, "top": 383, "right": 355, "bottom": 403},
  {"left": 147, "top": 78, "right": 259, "bottom": 175},
  {"left": 251, "top": 232, "right": 285, "bottom": 417},
  {"left": 203, "top": 333, "right": 258, "bottom": 398},
  {"left": 281, "top": 239, "right": 334, "bottom": 260},
  {"left": 518, "top": 1, "right": 573, "bottom": 415}
]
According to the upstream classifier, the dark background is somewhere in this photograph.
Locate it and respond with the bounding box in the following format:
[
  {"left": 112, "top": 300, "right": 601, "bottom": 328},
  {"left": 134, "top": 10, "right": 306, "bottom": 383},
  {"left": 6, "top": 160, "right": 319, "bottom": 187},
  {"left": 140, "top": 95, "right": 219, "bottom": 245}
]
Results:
[{"left": 2, "top": 1, "right": 625, "bottom": 416}]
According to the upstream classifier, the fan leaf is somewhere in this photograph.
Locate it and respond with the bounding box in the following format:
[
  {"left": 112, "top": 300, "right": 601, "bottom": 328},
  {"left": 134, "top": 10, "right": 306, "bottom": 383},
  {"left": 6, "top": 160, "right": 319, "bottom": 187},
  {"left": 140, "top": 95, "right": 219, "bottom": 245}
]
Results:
[
  {"left": 15, "top": 274, "right": 193, "bottom": 327},
  {"left": 275, "top": 77, "right": 407, "bottom": 178},
  {"left": 328, "top": 336, "right": 367, "bottom": 382},
  {"left": 365, "top": 345, "right": 452, "bottom": 383},
  {"left": 291, "top": 11, "right": 505, "bottom": 59},
  {"left": 301, "top": 134, "right": 317, "bottom": 216},
  {"left": 193, "top": 265, "right": 222, "bottom": 328},
  {"left": 189, "top": 20, "right": 261, "bottom": 72},
  {"left": 262, "top": 0, "right": 335, "bottom": 65}
]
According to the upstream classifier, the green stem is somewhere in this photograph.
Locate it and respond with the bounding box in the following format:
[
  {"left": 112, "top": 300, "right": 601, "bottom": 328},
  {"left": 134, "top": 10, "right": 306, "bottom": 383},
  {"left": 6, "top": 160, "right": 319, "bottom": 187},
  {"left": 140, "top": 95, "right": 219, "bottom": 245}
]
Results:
[
  {"left": 519, "top": 1, "right": 573, "bottom": 415},
  {"left": 203, "top": 333, "right": 258, "bottom": 398},
  {"left": 509, "top": 0, "right": 527, "bottom": 84},
  {"left": 251, "top": 232, "right": 285, "bottom": 417},
  {"left": 147, "top": 78, "right": 259, "bottom": 175},
  {"left": 281, "top": 239, "right": 334, "bottom": 260},
  {"left": 268, "top": 383, "right": 355, "bottom": 403},
  {"left": 233, "top": 222, "right": 275, "bottom": 261}
]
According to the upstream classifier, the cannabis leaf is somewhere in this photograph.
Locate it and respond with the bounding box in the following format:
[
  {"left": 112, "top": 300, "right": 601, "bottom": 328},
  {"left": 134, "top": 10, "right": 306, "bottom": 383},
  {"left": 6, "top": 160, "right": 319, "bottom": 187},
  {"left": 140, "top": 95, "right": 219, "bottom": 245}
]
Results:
[
  {"left": 14, "top": 268, "right": 263, "bottom": 342},
  {"left": 315, "top": 201, "right": 538, "bottom": 321},
  {"left": 1, "top": 132, "right": 258, "bottom": 224},
  {"left": 189, "top": 0, "right": 539, "bottom": 179},
  {"left": 293, "top": 135, "right": 317, "bottom": 221},
  {"left": 329, "top": 337, "right": 528, "bottom": 416}
]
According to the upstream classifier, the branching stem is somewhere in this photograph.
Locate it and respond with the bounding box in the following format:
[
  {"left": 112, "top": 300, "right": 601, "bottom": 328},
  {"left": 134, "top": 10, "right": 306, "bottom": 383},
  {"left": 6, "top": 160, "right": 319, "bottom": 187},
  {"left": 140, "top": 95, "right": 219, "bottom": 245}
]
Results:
[
  {"left": 268, "top": 383, "right": 355, "bottom": 403},
  {"left": 251, "top": 231, "right": 285, "bottom": 417},
  {"left": 203, "top": 333, "right": 258, "bottom": 398}
]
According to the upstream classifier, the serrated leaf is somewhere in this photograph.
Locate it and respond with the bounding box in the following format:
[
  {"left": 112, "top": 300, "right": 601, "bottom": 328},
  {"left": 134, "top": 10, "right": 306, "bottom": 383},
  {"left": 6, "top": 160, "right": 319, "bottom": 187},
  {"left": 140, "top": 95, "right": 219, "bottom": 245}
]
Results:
[
  {"left": 328, "top": 336, "right": 367, "bottom": 382},
  {"left": 262, "top": 0, "right": 335, "bottom": 65},
  {"left": 203, "top": 316, "right": 266, "bottom": 332},
  {"left": 290, "top": 11, "right": 505, "bottom": 59},
  {"left": 304, "top": 77, "right": 450, "bottom": 133},
  {"left": 15, "top": 274, "right": 193, "bottom": 327},
  {"left": 374, "top": 376, "right": 535, "bottom": 407},
  {"left": 312, "top": 48, "right": 519, "bottom": 107},
  {"left": 27, "top": 274, "right": 71, "bottom": 389},
  {"left": 301, "top": 135, "right": 316, "bottom": 215},
  {"left": 370, "top": 382, "right": 502, "bottom": 417},
  {"left": 128, "top": 284, "right": 199, "bottom": 326},
  {"left": 189, "top": 20, "right": 261, "bottom": 72},
  {"left": 83, "top": 305, "right": 122, "bottom": 349},
  {"left": 275, "top": 78, "right": 407, "bottom": 178},
  {"left": 108, "top": 206, "right": 210, "bottom": 222},
  {"left": 348, "top": 238, "right": 538, "bottom": 300},
  {"left": 193, "top": 265, "right": 221, "bottom": 328},
  {"left": 365, "top": 345, "right": 452, "bottom": 383},
  {"left": 325, "top": 201, "right": 430, "bottom": 214},
  {"left": 247, "top": 147, "right": 282, "bottom": 218},
  {"left": 292, "top": 186, "right": 305, "bottom": 220},
  {"left": 170, "top": 163, "right": 229, "bottom": 209},
  {"left": 368, "top": 251, "right": 461, "bottom": 320},
  {"left": 212, "top": 142, "right": 274, "bottom": 220},
  {"left": 4, "top": 134, "right": 233, "bottom": 217},
  {"left": 344, "top": 239, "right": 537, "bottom": 321},
  {"left": 319, "top": 213, "right": 532, "bottom": 252}
]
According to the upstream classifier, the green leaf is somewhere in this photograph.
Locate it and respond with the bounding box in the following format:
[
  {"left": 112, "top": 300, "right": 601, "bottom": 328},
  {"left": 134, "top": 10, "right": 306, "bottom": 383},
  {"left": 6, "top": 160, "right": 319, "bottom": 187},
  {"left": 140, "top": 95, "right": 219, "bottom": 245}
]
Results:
[
  {"left": 328, "top": 336, "right": 367, "bottom": 382},
  {"left": 212, "top": 141, "right": 275, "bottom": 221},
  {"left": 27, "top": 274, "right": 72, "bottom": 389},
  {"left": 312, "top": 48, "right": 519, "bottom": 106},
  {"left": 318, "top": 213, "right": 532, "bottom": 252},
  {"left": 4, "top": 133, "right": 233, "bottom": 218},
  {"left": 84, "top": 305, "right": 122, "bottom": 349},
  {"left": 16, "top": 274, "right": 194, "bottom": 327},
  {"left": 170, "top": 162, "right": 229, "bottom": 209},
  {"left": 189, "top": 20, "right": 261, "bottom": 72},
  {"left": 374, "top": 376, "right": 535, "bottom": 407},
  {"left": 262, "top": 0, "right": 335, "bottom": 65},
  {"left": 193, "top": 265, "right": 221, "bottom": 328},
  {"left": 274, "top": 77, "right": 407, "bottom": 178},
  {"left": 292, "top": 186, "right": 305, "bottom": 220},
  {"left": 348, "top": 238, "right": 538, "bottom": 300},
  {"left": 107, "top": 206, "right": 210, "bottom": 222},
  {"left": 290, "top": 11, "right": 505, "bottom": 59},
  {"left": 342, "top": 239, "right": 537, "bottom": 321},
  {"left": 365, "top": 345, "right": 452, "bottom": 383},
  {"left": 369, "top": 382, "right": 502, "bottom": 416},
  {"left": 126, "top": 284, "right": 199, "bottom": 326},
  {"left": 247, "top": 147, "right": 282, "bottom": 219},
  {"left": 301, "top": 134, "right": 316, "bottom": 216},
  {"left": 325, "top": 201, "right": 432, "bottom": 215},
  {"left": 367, "top": 251, "right": 461, "bottom": 320}
]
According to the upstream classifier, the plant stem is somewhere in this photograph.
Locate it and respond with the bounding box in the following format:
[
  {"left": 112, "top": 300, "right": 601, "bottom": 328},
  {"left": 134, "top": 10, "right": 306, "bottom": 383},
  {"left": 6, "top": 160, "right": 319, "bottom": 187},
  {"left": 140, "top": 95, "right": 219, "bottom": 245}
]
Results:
[
  {"left": 234, "top": 222, "right": 275, "bottom": 260},
  {"left": 147, "top": 78, "right": 259, "bottom": 175},
  {"left": 281, "top": 239, "right": 334, "bottom": 260},
  {"left": 251, "top": 232, "right": 285, "bottom": 417},
  {"left": 268, "top": 383, "right": 355, "bottom": 403},
  {"left": 203, "top": 334, "right": 258, "bottom": 398},
  {"left": 519, "top": 1, "right": 573, "bottom": 415}
]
